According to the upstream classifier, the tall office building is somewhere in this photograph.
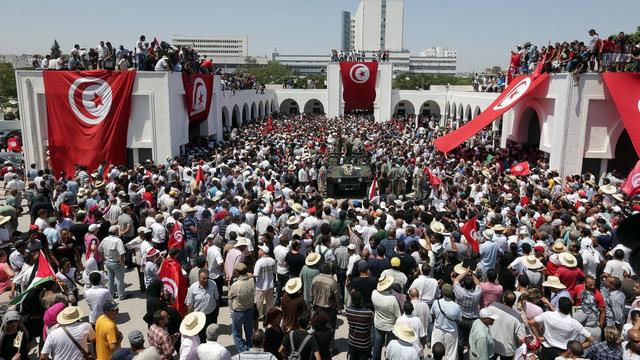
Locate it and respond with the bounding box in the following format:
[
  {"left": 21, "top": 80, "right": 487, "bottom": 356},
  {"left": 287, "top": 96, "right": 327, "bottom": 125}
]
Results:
[
  {"left": 346, "top": 0, "right": 404, "bottom": 52},
  {"left": 340, "top": 11, "right": 352, "bottom": 51}
]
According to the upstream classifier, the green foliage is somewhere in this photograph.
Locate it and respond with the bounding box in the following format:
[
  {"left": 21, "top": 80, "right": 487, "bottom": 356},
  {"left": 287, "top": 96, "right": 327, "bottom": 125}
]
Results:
[
  {"left": 236, "top": 60, "right": 328, "bottom": 88},
  {"left": 630, "top": 25, "right": 640, "bottom": 44},
  {"left": 4, "top": 112, "right": 15, "bottom": 120},
  {"left": 393, "top": 73, "right": 472, "bottom": 90},
  {"left": 50, "top": 39, "right": 61, "bottom": 59},
  {"left": 0, "top": 63, "right": 17, "bottom": 101}
]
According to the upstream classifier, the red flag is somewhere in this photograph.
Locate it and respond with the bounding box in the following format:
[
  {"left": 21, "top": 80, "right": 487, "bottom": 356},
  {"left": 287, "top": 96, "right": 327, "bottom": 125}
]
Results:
[
  {"left": 510, "top": 161, "right": 531, "bottom": 176},
  {"left": 158, "top": 256, "right": 187, "bottom": 316},
  {"left": 461, "top": 217, "right": 479, "bottom": 253},
  {"left": 369, "top": 176, "right": 378, "bottom": 201},
  {"left": 195, "top": 166, "right": 204, "bottom": 185},
  {"left": 622, "top": 160, "right": 640, "bottom": 196},
  {"left": 43, "top": 70, "right": 136, "bottom": 175},
  {"left": 434, "top": 74, "right": 550, "bottom": 154},
  {"left": 340, "top": 62, "right": 378, "bottom": 112},
  {"left": 36, "top": 250, "right": 55, "bottom": 278},
  {"left": 182, "top": 72, "right": 213, "bottom": 123},
  {"left": 602, "top": 73, "right": 640, "bottom": 156},
  {"left": 6, "top": 136, "right": 21, "bottom": 153},
  {"left": 168, "top": 222, "right": 184, "bottom": 250},
  {"left": 425, "top": 168, "right": 442, "bottom": 186}
]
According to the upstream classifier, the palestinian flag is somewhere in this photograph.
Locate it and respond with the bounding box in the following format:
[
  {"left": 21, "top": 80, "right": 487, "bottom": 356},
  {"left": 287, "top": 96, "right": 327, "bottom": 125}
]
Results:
[{"left": 10, "top": 250, "right": 56, "bottom": 305}]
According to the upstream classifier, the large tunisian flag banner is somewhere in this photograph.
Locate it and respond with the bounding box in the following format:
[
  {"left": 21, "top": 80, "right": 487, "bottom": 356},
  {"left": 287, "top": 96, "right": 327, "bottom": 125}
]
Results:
[
  {"left": 182, "top": 72, "right": 213, "bottom": 123},
  {"left": 602, "top": 73, "right": 640, "bottom": 156},
  {"left": 44, "top": 70, "right": 136, "bottom": 176},
  {"left": 340, "top": 62, "right": 378, "bottom": 112},
  {"left": 159, "top": 256, "right": 188, "bottom": 316},
  {"left": 434, "top": 74, "right": 550, "bottom": 154}
]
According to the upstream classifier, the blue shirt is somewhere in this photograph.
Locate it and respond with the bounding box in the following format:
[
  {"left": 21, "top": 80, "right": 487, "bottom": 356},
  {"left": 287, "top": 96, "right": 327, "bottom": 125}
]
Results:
[
  {"left": 479, "top": 240, "right": 502, "bottom": 272},
  {"left": 431, "top": 298, "right": 461, "bottom": 333},
  {"left": 183, "top": 216, "right": 199, "bottom": 242}
]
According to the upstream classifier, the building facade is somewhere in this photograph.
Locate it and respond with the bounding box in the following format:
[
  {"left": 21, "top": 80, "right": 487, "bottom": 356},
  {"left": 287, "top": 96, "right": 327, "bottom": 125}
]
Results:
[
  {"left": 171, "top": 35, "right": 268, "bottom": 72},
  {"left": 348, "top": 0, "right": 404, "bottom": 52}
]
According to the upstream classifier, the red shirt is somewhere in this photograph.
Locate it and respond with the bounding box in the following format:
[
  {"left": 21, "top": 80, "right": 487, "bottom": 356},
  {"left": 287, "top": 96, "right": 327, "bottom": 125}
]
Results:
[
  {"left": 571, "top": 283, "right": 605, "bottom": 308},
  {"left": 60, "top": 203, "right": 73, "bottom": 219},
  {"left": 555, "top": 266, "right": 585, "bottom": 292}
]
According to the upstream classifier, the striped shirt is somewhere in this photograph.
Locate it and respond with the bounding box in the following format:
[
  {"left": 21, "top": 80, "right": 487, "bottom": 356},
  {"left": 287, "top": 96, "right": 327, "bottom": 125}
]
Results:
[
  {"left": 345, "top": 307, "right": 374, "bottom": 351},
  {"left": 231, "top": 348, "right": 278, "bottom": 360}
]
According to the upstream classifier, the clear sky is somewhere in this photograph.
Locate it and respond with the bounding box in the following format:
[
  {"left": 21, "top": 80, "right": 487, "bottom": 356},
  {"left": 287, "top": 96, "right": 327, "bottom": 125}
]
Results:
[{"left": 2, "top": 0, "right": 639, "bottom": 72}]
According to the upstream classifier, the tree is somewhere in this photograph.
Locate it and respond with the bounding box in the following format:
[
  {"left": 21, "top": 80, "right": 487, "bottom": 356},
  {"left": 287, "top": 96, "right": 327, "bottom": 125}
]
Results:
[
  {"left": 50, "top": 39, "right": 61, "bottom": 59},
  {"left": 244, "top": 57, "right": 258, "bottom": 65},
  {"left": 0, "top": 63, "right": 17, "bottom": 101}
]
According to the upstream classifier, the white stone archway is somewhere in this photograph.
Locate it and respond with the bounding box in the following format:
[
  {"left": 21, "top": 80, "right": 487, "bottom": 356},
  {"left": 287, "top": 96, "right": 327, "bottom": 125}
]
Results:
[
  {"left": 303, "top": 99, "right": 325, "bottom": 114},
  {"left": 279, "top": 99, "right": 300, "bottom": 114},
  {"left": 419, "top": 100, "right": 441, "bottom": 119},
  {"left": 251, "top": 102, "right": 257, "bottom": 121},
  {"left": 232, "top": 105, "right": 241, "bottom": 128},
  {"left": 393, "top": 100, "right": 415, "bottom": 117}
]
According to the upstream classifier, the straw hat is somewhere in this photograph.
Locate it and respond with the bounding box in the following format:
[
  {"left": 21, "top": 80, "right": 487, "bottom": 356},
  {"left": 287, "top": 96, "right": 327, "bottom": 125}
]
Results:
[
  {"left": 559, "top": 253, "right": 577, "bottom": 268},
  {"left": 430, "top": 221, "right": 445, "bottom": 234},
  {"left": 524, "top": 255, "right": 543, "bottom": 270},
  {"left": 286, "top": 216, "right": 301, "bottom": 226},
  {"left": 613, "top": 193, "right": 625, "bottom": 202},
  {"left": 392, "top": 323, "right": 417, "bottom": 344},
  {"left": 234, "top": 237, "right": 250, "bottom": 248},
  {"left": 551, "top": 241, "right": 567, "bottom": 253},
  {"left": 377, "top": 275, "right": 395, "bottom": 292},
  {"left": 291, "top": 203, "right": 304, "bottom": 213},
  {"left": 323, "top": 198, "right": 335, "bottom": 206},
  {"left": 482, "top": 229, "right": 495, "bottom": 240},
  {"left": 481, "top": 169, "right": 491, "bottom": 178},
  {"left": 57, "top": 306, "right": 84, "bottom": 325},
  {"left": 284, "top": 278, "right": 302, "bottom": 294},
  {"left": 0, "top": 216, "right": 11, "bottom": 226},
  {"left": 305, "top": 253, "right": 321, "bottom": 266},
  {"left": 600, "top": 184, "right": 617, "bottom": 195},
  {"left": 492, "top": 224, "right": 505, "bottom": 232},
  {"left": 542, "top": 276, "right": 566, "bottom": 289},
  {"left": 180, "top": 312, "right": 206, "bottom": 337},
  {"left": 453, "top": 263, "right": 468, "bottom": 275},
  {"left": 418, "top": 238, "right": 429, "bottom": 250}
]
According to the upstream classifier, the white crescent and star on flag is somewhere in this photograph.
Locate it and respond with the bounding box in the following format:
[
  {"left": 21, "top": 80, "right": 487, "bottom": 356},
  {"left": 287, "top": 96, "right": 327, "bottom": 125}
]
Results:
[
  {"left": 493, "top": 77, "right": 531, "bottom": 111},
  {"left": 349, "top": 64, "right": 370, "bottom": 84},
  {"left": 632, "top": 172, "right": 640, "bottom": 188},
  {"left": 67, "top": 77, "right": 113, "bottom": 125},
  {"left": 469, "top": 229, "right": 478, "bottom": 241},
  {"left": 190, "top": 77, "right": 207, "bottom": 115}
]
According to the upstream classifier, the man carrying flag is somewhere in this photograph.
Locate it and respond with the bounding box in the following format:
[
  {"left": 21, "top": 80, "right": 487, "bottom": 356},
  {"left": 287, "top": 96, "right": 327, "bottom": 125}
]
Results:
[
  {"left": 10, "top": 250, "right": 56, "bottom": 305},
  {"left": 460, "top": 216, "right": 480, "bottom": 253},
  {"left": 158, "top": 248, "right": 188, "bottom": 316}
]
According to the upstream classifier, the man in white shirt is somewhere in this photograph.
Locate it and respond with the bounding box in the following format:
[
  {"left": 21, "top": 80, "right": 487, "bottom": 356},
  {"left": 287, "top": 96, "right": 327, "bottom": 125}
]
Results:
[
  {"left": 205, "top": 233, "right": 225, "bottom": 314},
  {"left": 84, "top": 272, "right": 113, "bottom": 324},
  {"left": 603, "top": 249, "right": 633, "bottom": 281},
  {"left": 197, "top": 324, "right": 231, "bottom": 360},
  {"left": 529, "top": 297, "right": 593, "bottom": 359},
  {"left": 154, "top": 56, "right": 170, "bottom": 71},
  {"left": 41, "top": 306, "right": 96, "bottom": 359},
  {"left": 98, "top": 225, "right": 129, "bottom": 300},
  {"left": 408, "top": 264, "right": 439, "bottom": 305},
  {"left": 395, "top": 301, "right": 427, "bottom": 356},
  {"left": 254, "top": 245, "right": 276, "bottom": 320},
  {"left": 150, "top": 215, "right": 167, "bottom": 250}
]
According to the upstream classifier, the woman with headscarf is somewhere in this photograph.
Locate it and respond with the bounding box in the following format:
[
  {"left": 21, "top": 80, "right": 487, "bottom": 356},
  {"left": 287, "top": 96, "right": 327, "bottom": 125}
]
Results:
[
  {"left": 42, "top": 301, "right": 66, "bottom": 343},
  {"left": 82, "top": 254, "right": 107, "bottom": 290},
  {"left": 0, "top": 310, "right": 30, "bottom": 359}
]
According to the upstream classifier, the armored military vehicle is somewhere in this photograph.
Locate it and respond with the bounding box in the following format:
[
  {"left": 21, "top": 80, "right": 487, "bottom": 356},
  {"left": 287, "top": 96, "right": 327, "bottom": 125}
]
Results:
[{"left": 326, "top": 152, "right": 373, "bottom": 198}]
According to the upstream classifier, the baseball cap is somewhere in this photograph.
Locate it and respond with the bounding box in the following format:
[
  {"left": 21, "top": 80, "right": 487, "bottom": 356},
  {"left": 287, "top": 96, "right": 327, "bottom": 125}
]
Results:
[
  {"left": 479, "top": 307, "right": 499, "bottom": 320},
  {"left": 347, "top": 244, "right": 356, "bottom": 251},
  {"left": 128, "top": 330, "right": 145, "bottom": 347},
  {"left": 258, "top": 244, "right": 270, "bottom": 254},
  {"left": 102, "top": 300, "right": 119, "bottom": 312},
  {"left": 390, "top": 257, "right": 401, "bottom": 267},
  {"left": 234, "top": 263, "right": 248, "bottom": 272}
]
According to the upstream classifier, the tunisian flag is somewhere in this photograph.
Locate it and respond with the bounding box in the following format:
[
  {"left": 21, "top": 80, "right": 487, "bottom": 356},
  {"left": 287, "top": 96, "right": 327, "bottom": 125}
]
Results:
[
  {"left": 159, "top": 256, "right": 187, "bottom": 316},
  {"left": 182, "top": 72, "right": 213, "bottom": 123},
  {"left": 510, "top": 161, "right": 531, "bottom": 176},
  {"left": 6, "top": 136, "right": 22, "bottom": 152},
  {"left": 435, "top": 74, "right": 550, "bottom": 154},
  {"left": 369, "top": 176, "right": 378, "bottom": 201},
  {"left": 44, "top": 70, "right": 136, "bottom": 176},
  {"left": 168, "top": 222, "right": 184, "bottom": 250},
  {"left": 622, "top": 160, "right": 640, "bottom": 196},
  {"left": 602, "top": 73, "right": 640, "bottom": 156},
  {"left": 460, "top": 216, "right": 479, "bottom": 253},
  {"left": 425, "top": 168, "right": 442, "bottom": 186},
  {"left": 340, "top": 62, "right": 378, "bottom": 112}
]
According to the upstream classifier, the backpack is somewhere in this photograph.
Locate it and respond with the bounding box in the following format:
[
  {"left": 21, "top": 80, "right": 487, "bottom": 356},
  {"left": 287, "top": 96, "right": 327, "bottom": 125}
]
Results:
[{"left": 288, "top": 331, "right": 312, "bottom": 360}]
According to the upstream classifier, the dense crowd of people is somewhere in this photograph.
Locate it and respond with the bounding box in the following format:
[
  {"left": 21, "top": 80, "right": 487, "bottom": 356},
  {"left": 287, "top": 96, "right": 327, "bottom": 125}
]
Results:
[
  {"left": 472, "top": 74, "right": 506, "bottom": 93},
  {"left": 331, "top": 49, "right": 390, "bottom": 62},
  {"left": 509, "top": 29, "right": 640, "bottom": 79},
  {"left": 0, "top": 112, "right": 639, "bottom": 360},
  {"left": 30, "top": 35, "right": 264, "bottom": 95}
]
